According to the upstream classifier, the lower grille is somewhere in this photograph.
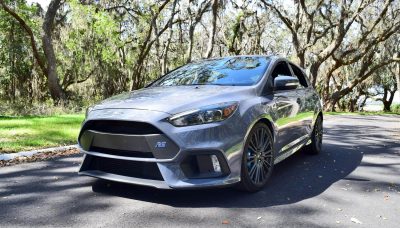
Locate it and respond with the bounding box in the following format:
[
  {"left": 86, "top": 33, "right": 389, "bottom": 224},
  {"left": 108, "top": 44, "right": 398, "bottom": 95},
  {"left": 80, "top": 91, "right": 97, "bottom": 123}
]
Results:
[
  {"left": 81, "top": 155, "right": 164, "bottom": 181},
  {"left": 90, "top": 146, "right": 154, "bottom": 158}
]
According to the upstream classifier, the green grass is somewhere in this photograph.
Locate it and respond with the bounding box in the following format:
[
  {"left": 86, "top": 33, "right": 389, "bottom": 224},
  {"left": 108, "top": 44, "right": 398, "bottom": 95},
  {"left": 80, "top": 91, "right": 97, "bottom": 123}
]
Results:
[
  {"left": 0, "top": 110, "right": 398, "bottom": 154},
  {"left": 0, "top": 114, "right": 84, "bottom": 153}
]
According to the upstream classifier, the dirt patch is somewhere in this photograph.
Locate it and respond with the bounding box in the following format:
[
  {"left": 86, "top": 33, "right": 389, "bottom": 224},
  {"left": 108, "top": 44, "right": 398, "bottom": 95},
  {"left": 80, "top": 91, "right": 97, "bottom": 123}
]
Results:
[{"left": 0, "top": 148, "right": 80, "bottom": 167}]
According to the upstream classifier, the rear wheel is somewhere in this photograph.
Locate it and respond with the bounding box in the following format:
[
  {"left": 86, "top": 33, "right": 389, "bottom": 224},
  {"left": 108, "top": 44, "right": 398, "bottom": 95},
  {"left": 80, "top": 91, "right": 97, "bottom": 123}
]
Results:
[
  {"left": 304, "top": 115, "right": 323, "bottom": 155},
  {"left": 237, "top": 123, "right": 274, "bottom": 192}
]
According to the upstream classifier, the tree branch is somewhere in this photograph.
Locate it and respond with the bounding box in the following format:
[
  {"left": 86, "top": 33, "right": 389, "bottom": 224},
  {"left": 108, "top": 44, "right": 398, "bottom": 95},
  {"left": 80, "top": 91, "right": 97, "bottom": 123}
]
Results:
[{"left": 0, "top": 0, "right": 47, "bottom": 76}]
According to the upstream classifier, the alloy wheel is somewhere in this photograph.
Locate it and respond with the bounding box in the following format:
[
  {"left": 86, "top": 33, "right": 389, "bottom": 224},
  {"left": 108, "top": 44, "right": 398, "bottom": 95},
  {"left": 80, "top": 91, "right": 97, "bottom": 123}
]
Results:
[
  {"left": 246, "top": 127, "right": 273, "bottom": 185},
  {"left": 314, "top": 118, "right": 323, "bottom": 151}
]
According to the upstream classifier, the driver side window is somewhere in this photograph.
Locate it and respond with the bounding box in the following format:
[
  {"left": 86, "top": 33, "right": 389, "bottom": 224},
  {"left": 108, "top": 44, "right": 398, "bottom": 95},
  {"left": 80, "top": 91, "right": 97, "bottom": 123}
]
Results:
[
  {"left": 289, "top": 63, "right": 308, "bottom": 88},
  {"left": 268, "top": 61, "right": 299, "bottom": 92},
  {"left": 271, "top": 61, "right": 292, "bottom": 79}
]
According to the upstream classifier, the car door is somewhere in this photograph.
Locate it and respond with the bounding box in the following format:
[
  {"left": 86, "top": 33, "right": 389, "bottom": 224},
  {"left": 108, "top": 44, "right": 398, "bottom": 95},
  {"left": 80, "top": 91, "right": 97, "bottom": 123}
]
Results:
[
  {"left": 265, "top": 61, "right": 304, "bottom": 154},
  {"left": 288, "top": 63, "right": 316, "bottom": 137}
]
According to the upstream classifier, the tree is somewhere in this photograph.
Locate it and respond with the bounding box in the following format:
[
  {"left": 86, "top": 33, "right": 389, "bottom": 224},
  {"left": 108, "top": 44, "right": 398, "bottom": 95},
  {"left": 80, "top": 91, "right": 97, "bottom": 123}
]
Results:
[
  {"left": 0, "top": 0, "right": 66, "bottom": 103},
  {"left": 0, "top": 0, "right": 399, "bottom": 112},
  {"left": 127, "top": 0, "right": 175, "bottom": 90},
  {"left": 262, "top": 0, "right": 400, "bottom": 110},
  {"left": 185, "top": 0, "right": 211, "bottom": 63},
  {"left": 204, "top": 0, "right": 219, "bottom": 58}
]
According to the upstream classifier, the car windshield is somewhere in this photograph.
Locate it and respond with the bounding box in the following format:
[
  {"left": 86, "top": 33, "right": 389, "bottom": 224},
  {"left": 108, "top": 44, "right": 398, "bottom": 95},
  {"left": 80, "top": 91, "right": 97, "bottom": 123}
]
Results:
[{"left": 150, "top": 56, "right": 271, "bottom": 87}]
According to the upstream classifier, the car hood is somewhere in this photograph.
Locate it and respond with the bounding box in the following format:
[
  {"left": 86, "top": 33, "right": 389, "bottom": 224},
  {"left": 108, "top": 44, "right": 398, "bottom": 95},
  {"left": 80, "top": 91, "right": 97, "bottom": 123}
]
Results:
[{"left": 92, "top": 85, "right": 254, "bottom": 114}]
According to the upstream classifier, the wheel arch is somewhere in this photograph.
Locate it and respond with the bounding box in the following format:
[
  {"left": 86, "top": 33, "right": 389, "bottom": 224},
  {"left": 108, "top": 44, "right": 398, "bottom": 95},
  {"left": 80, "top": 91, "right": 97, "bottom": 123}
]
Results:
[
  {"left": 255, "top": 118, "right": 276, "bottom": 141},
  {"left": 241, "top": 115, "right": 277, "bottom": 157},
  {"left": 318, "top": 111, "right": 323, "bottom": 120},
  {"left": 311, "top": 111, "right": 323, "bottom": 131}
]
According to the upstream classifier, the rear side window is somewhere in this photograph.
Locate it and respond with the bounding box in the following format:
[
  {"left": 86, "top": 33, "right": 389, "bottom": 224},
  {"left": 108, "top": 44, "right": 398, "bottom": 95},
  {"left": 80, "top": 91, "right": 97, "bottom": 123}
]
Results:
[{"left": 289, "top": 63, "right": 308, "bottom": 88}]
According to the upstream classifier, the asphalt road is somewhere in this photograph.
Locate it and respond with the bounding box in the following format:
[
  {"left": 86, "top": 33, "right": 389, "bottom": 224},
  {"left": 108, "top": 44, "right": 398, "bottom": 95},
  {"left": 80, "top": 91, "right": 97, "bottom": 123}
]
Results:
[{"left": 1, "top": 115, "right": 399, "bottom": 227}]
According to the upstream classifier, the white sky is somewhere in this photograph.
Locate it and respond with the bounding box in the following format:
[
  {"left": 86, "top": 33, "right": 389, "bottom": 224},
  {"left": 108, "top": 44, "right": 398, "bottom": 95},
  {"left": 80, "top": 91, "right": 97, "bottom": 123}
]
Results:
[{"left": 26, "top": 0, "right": 50, "bottom": 8}]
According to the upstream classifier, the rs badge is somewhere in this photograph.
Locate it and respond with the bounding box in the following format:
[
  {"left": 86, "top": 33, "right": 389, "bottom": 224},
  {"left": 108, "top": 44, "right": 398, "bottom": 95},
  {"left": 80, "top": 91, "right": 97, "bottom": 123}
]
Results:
[{"left": 155, "top": 141, "right": 167, "bottom": 148}]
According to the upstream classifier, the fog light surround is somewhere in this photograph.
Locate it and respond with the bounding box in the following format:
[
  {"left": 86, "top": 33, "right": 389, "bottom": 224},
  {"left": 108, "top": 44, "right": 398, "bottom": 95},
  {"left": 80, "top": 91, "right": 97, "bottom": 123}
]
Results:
[
  {"left": 179, "top": 151, "right": 230, "bottom": 179},
  {"left": 211, "top": 155, "right": 221, "bottom": 172}
]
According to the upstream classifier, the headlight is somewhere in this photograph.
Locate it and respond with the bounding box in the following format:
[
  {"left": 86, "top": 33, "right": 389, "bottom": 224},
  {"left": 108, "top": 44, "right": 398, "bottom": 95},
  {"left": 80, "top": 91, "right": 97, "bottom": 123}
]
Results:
[{"left": 168, "top": 102, "right": 238, "bottom": 127}]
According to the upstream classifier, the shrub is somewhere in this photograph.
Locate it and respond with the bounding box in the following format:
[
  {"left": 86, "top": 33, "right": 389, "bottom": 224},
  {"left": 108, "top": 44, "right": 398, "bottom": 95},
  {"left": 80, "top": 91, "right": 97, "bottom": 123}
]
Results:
[{"left": 391, "top": 104, "right": 400, "bottom": 114}]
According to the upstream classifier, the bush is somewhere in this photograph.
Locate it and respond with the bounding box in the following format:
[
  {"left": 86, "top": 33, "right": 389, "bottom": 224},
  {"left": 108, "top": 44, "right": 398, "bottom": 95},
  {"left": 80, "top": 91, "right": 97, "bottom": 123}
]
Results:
[
  {"left": 391, "top": 104, "right": 400, "bottom": 114},
  {"left": 0, "top": 100, "right": 85, "bottom": 116}
]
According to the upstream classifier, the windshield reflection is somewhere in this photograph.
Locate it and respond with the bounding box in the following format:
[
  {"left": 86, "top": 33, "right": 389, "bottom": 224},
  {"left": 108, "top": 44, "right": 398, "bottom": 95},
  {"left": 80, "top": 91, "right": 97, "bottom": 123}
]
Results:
[{"left": 151, "top": 56, "right": 270, "bottom": 87}]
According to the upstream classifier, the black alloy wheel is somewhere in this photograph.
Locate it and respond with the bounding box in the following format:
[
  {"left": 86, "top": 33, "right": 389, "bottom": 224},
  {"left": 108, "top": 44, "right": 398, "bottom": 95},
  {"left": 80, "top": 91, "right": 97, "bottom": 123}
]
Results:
[{"left": 238, "top": 122, "right": 274, "bottom": 192}]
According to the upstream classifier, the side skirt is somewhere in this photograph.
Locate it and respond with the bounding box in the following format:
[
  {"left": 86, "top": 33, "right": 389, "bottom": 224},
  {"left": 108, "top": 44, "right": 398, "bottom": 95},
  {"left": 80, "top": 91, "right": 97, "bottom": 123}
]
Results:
[{"left": 274, "top": 135, "right": 310, "bottom": 164}]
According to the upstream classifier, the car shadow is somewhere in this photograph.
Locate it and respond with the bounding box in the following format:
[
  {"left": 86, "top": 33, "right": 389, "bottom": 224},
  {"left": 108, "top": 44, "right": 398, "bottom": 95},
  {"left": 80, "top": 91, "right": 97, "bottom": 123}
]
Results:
[
  {"left": 1, "top": 116, "right": 398, "bottom": 227},
  {"left": 91, "top": 124, "right": 366, "bottom": 208}
]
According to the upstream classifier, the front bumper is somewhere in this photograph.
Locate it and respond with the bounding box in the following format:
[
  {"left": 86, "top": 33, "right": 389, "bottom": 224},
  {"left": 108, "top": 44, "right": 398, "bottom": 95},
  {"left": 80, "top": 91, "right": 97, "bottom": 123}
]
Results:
[{"left": 78, "top": 109, "right": 247, "bottom": 189}]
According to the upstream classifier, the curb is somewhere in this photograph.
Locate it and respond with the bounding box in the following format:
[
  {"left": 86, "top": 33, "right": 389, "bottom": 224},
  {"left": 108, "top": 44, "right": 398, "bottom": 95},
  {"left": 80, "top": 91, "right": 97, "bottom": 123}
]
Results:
[{"left": 0, "top": 145, "right": 78, "bottom": 161}]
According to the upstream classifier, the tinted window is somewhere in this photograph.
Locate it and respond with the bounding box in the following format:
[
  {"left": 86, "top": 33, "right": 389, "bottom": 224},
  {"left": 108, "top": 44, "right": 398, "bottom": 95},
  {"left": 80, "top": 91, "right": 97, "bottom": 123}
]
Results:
[
  {"left": 151, "top": 56, "right": 271, "bottom": 86},
  {"left": 289, "top": 63, "right": 308, "bottom": 88},
  {"left": 268, "top": 61, "right": 299, "bottom": 92},
  {"left": 271, "top": 61, "right": 292, "bottom": 78}
]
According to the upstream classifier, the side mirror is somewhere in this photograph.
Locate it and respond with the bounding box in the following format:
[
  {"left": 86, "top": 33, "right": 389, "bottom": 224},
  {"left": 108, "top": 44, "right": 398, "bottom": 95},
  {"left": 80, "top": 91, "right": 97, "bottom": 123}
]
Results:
[{"left": 274, "top": 75, "right": 299, "bottom": 91}]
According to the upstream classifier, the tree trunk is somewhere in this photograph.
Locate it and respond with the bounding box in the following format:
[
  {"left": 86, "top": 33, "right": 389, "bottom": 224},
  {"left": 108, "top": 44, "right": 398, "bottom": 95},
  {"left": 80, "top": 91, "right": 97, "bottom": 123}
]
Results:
[
  {"left": 348, "top": 98, "right": 357, "bottom": 112},
  {"left": 204, "top": 0, "right": 218, "bottom": 58},
  {"left": 186, "top": 26, "right": 195, "bottom": 63},
  {"left": 0, "top": 0, "right": 66, "bottom": 104},
  {"left": 397, "top": 62, "right": 400, "bottom": 101},
  {"left": 130, "top": 0, "right": 172, "bottom": 91},
  {"left": 383, "top": 101, "right": 391, "bottom": 112},
  {"left": 325, "top": 97, "right": 338, "bottom": 112},
  {"left": 382, "top": 89, "right": 395, "bottom": 112},
  {"left": 161, "top": 0, "right": 178, "bottom": 75},
  {"left": 42, "top": 0, "right": 66, "bottom": 103},
  {"left": 308, "top": 62, "right": 321, "bottom": 87}
]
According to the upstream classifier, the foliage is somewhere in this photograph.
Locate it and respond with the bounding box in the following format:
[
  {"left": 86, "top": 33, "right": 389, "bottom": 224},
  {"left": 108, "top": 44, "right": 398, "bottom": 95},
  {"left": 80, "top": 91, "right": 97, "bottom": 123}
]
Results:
[
  {"left": 0, "top": 100, "right": 85, "bottom": 116},
  {"left": 0, "top": 0, "right": 399, "bottom": 114},
  {"left": 391, "top": 104, "right": 400, "bottom": 114}
]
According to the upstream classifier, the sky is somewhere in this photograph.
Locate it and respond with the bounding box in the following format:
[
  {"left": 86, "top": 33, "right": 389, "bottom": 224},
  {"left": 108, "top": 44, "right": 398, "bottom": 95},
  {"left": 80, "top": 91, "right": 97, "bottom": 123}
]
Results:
[{"left": 26, "top": 0, "right": 50, "bottom": 8}]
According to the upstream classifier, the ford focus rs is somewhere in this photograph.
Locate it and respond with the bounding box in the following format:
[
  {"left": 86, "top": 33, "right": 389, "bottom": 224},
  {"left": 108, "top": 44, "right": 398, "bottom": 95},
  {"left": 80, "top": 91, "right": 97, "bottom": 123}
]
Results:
[{"left": 78, "top": 55, "right": 323, "bottom": 192}]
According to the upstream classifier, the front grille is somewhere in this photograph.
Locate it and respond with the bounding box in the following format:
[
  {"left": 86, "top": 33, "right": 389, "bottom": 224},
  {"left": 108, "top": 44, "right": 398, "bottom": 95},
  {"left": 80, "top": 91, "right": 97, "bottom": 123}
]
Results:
[
  {"left": 81, "top": 120, "right": 162, "bottom": 135},
  {"left": 79, "top": 120, "right": 179, "bottom": 160},
  {"left": 82, "top": 155, "right": 163, "bottom": 180},
  {"left": 90, "top": 146, "right": 154, "bottom": 158}
]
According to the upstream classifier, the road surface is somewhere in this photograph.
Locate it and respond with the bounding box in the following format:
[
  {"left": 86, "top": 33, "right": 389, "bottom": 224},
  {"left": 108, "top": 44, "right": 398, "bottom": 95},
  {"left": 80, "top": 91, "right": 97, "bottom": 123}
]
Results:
[{"left": 1, "top": 115, "right": 399, "bottom": 227}]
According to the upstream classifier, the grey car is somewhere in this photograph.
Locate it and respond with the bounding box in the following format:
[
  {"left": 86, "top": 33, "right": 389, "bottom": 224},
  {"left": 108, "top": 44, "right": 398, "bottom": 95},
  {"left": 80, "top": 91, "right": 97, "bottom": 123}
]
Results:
[{"left": 78, "top": 55, "right": 323, "bottom": 192}]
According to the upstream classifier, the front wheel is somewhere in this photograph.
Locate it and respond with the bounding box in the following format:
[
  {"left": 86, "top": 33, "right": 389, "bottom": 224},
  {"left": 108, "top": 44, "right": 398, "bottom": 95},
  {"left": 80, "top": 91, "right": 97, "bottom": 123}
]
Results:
[
  {"left": 237, "top": 123, "right": 274, "bottom": 192},
  {"left": 304, "top": 115, "right": 323, "bottom": 155}
]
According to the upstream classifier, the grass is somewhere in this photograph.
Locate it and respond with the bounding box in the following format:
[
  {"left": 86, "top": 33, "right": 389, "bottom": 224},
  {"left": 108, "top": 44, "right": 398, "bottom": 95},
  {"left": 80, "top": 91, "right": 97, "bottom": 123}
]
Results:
[
  {"left": 0, "top": 110, "right": 398, "bottom": 154},
  {"left": 0, "top": 114, "right": 84, "bottom": 153}
]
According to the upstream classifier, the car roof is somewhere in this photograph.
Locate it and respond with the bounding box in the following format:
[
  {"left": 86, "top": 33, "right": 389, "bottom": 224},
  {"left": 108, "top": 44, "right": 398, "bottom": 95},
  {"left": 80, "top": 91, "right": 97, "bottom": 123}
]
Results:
[{"left": 190, "top": 55, "right": 282, "bottom": 65}]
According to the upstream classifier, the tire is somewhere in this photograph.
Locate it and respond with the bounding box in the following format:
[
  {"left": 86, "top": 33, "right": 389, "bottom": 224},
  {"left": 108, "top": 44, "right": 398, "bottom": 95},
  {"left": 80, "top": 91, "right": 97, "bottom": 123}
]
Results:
[
  {"left": 304, "top": 115, "right": 323, "bottom": 155},
  {"left": 237, "top": 122, "right": 274, "bottom": 192}
]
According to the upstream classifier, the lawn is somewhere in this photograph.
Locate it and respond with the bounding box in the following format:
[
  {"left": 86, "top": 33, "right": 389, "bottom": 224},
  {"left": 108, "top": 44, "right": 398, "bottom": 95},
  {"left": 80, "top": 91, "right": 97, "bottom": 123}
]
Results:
[
  {"left": 0, "top": 111, "right": 397, "bottom": 154},
  {"left": 0, "top": 114, "right": 84, "bottom": 153}
]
